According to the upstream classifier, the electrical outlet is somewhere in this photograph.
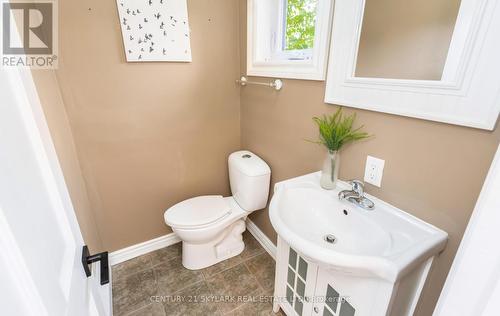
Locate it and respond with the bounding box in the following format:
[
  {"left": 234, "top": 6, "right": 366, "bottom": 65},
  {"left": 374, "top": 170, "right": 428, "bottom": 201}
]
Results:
[{"left": 364, "top": 156, "right": 385, "bottom": 187}]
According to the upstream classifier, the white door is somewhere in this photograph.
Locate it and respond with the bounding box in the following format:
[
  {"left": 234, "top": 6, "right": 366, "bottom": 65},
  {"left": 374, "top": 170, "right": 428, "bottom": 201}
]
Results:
[{"left": 0, "top": 67, "right": 111, "bottom": 315}]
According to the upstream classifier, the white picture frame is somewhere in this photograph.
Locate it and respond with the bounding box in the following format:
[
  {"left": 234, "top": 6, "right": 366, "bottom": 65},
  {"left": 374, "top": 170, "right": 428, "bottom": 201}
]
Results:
[
  {"left": 116, "top": 0, "right": 192, "bottom": 62},
  {"left": 325, "top": 0, "right": 500, "bottom": 130}
]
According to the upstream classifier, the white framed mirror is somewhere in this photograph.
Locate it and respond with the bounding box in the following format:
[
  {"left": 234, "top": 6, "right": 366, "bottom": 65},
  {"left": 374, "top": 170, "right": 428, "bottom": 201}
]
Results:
[{"left": 325, "top": 0, "right": 500, "bottom": 130}]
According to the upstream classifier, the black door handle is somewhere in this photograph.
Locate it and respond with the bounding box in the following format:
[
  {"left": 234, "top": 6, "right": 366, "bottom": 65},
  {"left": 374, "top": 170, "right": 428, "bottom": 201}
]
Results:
[{"left": 82, "top": 245, "right": 109, "bottom": 285}]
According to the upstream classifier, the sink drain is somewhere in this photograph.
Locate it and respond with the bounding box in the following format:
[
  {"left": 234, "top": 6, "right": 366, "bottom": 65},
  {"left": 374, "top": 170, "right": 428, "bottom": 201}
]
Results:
[{"left": 324, "top": 234, "right": 336, "bottom": 244}]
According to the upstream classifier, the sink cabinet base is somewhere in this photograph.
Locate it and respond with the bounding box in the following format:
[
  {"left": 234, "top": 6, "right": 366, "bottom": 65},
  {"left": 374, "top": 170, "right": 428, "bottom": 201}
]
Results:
[{"left": 273, "top": 237, "right": 434, "bottom": 316}]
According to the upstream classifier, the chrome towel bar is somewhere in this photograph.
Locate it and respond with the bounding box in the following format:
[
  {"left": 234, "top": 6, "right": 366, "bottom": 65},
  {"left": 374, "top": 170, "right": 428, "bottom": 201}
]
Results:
[{"left": 236, "top": 76, "right": 283, "bottom": 91}]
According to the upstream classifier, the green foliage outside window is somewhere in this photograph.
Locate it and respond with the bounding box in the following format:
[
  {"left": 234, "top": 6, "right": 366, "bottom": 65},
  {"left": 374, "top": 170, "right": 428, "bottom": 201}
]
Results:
[{"left": 285, "top": 0, "right": 318, "bottom": 50}]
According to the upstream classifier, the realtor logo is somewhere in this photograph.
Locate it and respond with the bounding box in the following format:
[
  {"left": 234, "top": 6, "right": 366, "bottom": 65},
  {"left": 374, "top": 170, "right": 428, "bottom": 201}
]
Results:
[{"left": 1, "top": 0, "right": 57, "bottom": 68}]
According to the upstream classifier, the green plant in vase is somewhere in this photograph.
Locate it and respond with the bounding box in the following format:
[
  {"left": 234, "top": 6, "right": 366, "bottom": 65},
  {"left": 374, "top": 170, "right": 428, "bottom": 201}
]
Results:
[{"left": 310, "top": 108, "right": 370, "bottom": 189}]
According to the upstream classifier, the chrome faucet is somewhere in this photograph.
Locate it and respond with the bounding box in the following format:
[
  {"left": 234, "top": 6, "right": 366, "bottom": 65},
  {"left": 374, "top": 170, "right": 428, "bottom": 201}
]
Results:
[{"left": 338, "top": 180, "right": 375, "bottom": 210}]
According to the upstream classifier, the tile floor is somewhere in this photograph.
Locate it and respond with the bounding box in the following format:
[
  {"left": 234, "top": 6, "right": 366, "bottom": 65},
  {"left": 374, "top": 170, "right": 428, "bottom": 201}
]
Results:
[{"left": 112, "top": 231, "right": 285, "bottom": 316}]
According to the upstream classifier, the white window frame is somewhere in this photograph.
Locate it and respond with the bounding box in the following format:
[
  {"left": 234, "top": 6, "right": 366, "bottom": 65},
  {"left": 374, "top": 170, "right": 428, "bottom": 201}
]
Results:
[
  {"left": 324, "top": 0, "right": 500, "bottom": 130},
  {"left": 247, "top": 0, "right": 334, "bottom": 81}
]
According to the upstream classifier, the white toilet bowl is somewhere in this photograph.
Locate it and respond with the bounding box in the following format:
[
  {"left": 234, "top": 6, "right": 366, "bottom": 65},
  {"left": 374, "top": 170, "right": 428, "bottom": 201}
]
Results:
[
  {"left": 165, "top": 196, "right": 248, "bottom": 269},
  {"left": 164, "top": 151, "right": 271, "bottom": 270}
]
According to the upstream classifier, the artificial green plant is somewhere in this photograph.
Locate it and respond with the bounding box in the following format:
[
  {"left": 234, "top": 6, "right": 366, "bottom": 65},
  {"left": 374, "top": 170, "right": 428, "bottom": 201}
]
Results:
[{"left": 311, "top": 108, "right": 370, "bottom": 153}]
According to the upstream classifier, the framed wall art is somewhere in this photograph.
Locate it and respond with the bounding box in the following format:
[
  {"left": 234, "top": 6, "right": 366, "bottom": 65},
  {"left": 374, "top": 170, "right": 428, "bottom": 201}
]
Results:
[{"left": 116, "top": 0, "right": 192, "bottom": 62}]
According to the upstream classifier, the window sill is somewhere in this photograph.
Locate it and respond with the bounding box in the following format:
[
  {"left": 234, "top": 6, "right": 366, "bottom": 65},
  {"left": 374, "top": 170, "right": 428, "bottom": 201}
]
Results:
[
  {"left": 247, "top": 67, "right": 326, "bottom": 81},
  {"left": 248, "top": 58, "right": 326, "bottom": 81}
]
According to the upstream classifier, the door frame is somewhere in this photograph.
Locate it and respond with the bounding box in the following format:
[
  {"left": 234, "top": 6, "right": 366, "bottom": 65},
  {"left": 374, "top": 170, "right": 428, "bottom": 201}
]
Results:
[{"left": 434, "top": 143, "right": 500, "bottom": 315}]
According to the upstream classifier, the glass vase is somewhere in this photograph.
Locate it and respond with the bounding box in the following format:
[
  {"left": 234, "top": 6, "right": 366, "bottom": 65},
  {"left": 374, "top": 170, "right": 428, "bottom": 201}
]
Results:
[{"left": 320, "top": 150, "right": 340, "bottom": 190}]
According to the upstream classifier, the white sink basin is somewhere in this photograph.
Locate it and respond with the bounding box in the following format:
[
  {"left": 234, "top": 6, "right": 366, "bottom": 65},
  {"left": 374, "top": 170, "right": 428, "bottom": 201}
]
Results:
[{"left": 269, "top": 172, "right": 448, "bottom": 282}]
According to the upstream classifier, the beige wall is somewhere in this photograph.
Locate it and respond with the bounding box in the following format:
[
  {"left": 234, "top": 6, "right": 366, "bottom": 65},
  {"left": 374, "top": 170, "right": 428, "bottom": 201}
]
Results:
[
  {"left": 239, "top": 1, "right": 500, "bottom": 315},
  {"left": 31, "top": 71, "right": 103, "bottom": 252},
  {"left": 51, "top": 0, "right": 241, "bottom": 251},
  {"left": 356, "top": 0, "right": 461, "bottom": 80}
]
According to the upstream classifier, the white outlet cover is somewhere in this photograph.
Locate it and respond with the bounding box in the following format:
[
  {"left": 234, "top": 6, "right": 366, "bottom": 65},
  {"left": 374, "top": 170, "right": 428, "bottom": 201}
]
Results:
[{"left": 364, "top": 156, "right": 385, "bottom": 187}]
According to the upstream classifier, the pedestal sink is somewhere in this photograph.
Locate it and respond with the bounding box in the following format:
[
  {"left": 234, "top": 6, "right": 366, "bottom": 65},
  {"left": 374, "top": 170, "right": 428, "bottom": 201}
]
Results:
[{"left": 269, "top": 172, "right": 447, "bottom": 316}]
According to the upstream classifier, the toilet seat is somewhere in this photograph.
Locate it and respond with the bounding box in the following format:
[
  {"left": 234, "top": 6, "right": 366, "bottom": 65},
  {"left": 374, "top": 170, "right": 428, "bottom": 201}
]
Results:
[{"left": 165, "top": 195, "right": 232, "bottom": 229}]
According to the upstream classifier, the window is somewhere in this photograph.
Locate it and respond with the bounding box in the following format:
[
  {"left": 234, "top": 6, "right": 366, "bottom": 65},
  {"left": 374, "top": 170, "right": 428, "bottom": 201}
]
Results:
[
  {"left": 284, "top": 0, "right": 317, "bottom": 51},
  {"left": 247, "top": 0, "right": 333, "bottom": 80}
]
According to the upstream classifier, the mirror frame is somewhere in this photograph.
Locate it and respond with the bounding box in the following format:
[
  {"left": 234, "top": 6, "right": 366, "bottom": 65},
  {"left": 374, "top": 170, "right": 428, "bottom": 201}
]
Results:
[{"left": 325, "top": 0, "right": 500, "bottom": 130}]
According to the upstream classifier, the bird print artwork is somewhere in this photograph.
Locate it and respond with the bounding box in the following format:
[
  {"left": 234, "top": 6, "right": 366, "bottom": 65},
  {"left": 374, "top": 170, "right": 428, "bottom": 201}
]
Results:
[{"left": 116, "top": 0, "right": 192, "bottom": 62}]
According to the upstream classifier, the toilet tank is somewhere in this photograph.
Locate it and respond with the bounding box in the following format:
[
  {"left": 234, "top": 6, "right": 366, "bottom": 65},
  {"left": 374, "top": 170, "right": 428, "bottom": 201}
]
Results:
[{"left": 228, "top": 151, "right": 271, "bottom": 212}]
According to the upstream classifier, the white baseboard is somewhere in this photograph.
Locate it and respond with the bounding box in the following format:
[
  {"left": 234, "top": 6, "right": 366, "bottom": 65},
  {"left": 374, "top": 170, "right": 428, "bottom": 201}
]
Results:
[
  {"left": 109, "top": 220, "right": 276, "bottom": 266},
  {"left": 109, "top": 233, "right": 181, "bottom": 266},
  {"left": 246, "top": 219, "right": 277, "bottom": 260}
]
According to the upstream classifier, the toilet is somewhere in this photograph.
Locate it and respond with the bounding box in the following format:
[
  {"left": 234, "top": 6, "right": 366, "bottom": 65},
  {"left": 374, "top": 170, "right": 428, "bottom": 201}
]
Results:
[{"left": 164, "top": 150, "right": 271, "bottom": 270}]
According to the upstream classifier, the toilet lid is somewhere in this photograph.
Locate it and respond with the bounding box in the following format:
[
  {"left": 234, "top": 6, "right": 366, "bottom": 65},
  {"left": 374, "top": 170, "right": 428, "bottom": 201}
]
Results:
[{"left": 165, "top": 195, "right": 232, "bottom": 228}]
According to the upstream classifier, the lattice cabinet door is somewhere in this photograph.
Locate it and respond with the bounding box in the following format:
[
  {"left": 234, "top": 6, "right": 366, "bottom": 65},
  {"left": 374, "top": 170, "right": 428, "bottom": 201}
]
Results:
[
  {"left": 312, "top": 270, "right": 357, "bottom": 316},
  {"left": 311, "top": 267, "right": 393, "bottom": 316},
  {"left": 275, "top": 237, "right": 319, "bottom": 316}
]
